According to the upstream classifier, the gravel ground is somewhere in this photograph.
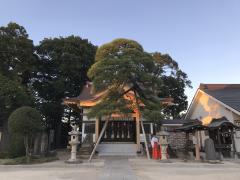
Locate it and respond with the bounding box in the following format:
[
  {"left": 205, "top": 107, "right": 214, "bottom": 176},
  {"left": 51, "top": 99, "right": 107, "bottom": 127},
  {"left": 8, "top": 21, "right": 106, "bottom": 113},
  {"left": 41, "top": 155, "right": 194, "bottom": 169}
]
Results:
[{"left": 0, "top": 158, "right": 240, "bottom": 180}]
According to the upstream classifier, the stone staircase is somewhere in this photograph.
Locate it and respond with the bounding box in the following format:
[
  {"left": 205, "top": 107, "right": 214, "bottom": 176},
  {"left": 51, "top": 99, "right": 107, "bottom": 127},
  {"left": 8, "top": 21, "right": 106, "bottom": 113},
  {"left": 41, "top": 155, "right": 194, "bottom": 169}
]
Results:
[
  {"left": 77, "top": 134, "right": 94, "bottom": 159},
  {"left": 97, "top": 143, "right": 137, "bottom": 156},
  {"left": 78, "top": 144, "right": 93, "bottom": 157}
]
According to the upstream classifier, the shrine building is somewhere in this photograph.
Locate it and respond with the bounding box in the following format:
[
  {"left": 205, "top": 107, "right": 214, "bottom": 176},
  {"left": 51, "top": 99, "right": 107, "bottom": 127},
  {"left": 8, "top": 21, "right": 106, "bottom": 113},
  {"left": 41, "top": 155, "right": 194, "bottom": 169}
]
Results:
[{"left": 63, "top": 82, "right": 172, "bottom": 154}]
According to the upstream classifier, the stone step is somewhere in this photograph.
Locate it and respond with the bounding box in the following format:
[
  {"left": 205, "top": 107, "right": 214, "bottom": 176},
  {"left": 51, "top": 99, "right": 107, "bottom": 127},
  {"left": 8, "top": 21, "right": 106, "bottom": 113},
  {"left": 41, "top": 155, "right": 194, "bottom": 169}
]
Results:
[
  {"left": 97, "top": 143, "right": 137, "bottom": 156},
  {"left": 81, "top": 144, "right": 92, "bottom": 148},
  {"left": 78, "top": 147, "right": 92, "bottom": 155}
]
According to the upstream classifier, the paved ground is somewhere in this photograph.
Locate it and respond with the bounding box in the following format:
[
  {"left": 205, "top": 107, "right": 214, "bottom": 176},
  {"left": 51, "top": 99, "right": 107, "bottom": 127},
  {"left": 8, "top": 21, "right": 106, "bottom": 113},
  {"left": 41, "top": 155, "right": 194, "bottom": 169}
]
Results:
[
  {"left": 130, "top": 159, "right": 240, "bottom": 180},
  {"left": 0, "top": 158, "right": 240, "bottom": 180},
  {"left": 99, "top": 157, "right": 137, "bottom": 180}
]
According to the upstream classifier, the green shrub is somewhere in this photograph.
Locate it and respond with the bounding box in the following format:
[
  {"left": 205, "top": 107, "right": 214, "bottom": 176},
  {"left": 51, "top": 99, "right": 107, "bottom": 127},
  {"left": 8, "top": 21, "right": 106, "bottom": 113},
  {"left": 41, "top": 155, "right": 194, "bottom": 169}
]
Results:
[
  {"left": 0, "top": 152, "right": 9, "bottom": 159},
  {"left": 1, "top": 155, "right": 58, "bottom": 165},
  {"left": 8, "top": 106, "right": 43, "bottom": 162},
  {"left": 8, "top": 134, "right": 25, "bottom": 158}
]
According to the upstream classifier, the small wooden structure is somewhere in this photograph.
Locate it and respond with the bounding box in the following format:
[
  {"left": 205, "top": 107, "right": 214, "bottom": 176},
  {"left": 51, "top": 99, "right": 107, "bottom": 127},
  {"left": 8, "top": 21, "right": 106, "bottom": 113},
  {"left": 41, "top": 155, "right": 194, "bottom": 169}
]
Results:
[
  {"left": 208, "top": 117, "right": 239, "bottom": 158},
  {"left": 176, "top": 117, "right": 240, "bottom": 160},
  {"left": 175, "top": 119, "right": 207, "bottom": 161}
]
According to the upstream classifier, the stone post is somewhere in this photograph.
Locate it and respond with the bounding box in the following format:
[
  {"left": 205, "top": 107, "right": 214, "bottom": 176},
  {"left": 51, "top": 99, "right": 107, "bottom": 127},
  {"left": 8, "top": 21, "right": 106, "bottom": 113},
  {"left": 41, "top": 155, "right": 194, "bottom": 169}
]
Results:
[{"left": 194, "top": 131, "right": 200, "bottom": 161}]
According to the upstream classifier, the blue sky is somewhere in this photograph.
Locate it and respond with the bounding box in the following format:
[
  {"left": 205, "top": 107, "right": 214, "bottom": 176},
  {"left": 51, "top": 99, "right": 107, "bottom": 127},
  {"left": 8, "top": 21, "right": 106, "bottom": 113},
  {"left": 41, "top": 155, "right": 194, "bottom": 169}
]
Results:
[{"left": 0, "top": 0, "right": 240, "bottom": 103}]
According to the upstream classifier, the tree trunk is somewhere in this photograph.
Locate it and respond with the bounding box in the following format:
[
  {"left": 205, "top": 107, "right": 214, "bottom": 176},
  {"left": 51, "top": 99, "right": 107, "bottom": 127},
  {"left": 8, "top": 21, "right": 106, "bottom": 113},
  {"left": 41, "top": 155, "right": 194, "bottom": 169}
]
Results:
[
  {"left": 40, "top": 131, "right": 48, "bottom": 154},
  {"left": 33, "top": 133, "right": 41, "bottom": 155},
  {"left": 0, "top": 119, "right": 9, "bottom": 152},
  {"left": 24, "top": 135, "right": 30, "bottom": 163},
  {"left": 55, "top": 120, "right": 62, "bottom": 148}
]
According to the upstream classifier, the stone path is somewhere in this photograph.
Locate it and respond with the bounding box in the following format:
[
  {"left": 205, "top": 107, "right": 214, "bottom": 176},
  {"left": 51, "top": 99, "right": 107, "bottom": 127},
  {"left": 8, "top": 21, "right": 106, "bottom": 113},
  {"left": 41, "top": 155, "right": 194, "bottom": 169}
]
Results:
[{"left": 98, "top": 157, "right": 137, "bottom": 180}]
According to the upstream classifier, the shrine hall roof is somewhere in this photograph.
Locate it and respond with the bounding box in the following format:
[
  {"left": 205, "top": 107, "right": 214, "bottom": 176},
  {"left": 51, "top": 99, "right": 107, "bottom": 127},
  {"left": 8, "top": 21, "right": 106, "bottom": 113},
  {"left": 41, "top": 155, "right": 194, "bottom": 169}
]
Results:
[{"left": 63, "top": 82, "right": 174, "bottom": 107}]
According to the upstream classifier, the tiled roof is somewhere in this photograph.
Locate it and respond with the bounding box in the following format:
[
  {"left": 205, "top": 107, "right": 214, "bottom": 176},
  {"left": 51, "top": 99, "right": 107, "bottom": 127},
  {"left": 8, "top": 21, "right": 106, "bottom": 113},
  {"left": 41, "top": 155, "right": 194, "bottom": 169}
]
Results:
[
  {"left": 77, "top": 83, "right": 97, "bottom": 101},
  {"left": 64, "top": 82, "right": 174, "bottom": 105},
  {"left": 208, "top": 117, "right": 238, "bottom": 129},
  {"left": 161, "top": 119, "right": 185, "bottom": 125},
  {"left": 63, "top": 82, "right": 103, "bottom": 104},
  {"left": 200, "top": 84, "right": 240, "bottom": 113}
]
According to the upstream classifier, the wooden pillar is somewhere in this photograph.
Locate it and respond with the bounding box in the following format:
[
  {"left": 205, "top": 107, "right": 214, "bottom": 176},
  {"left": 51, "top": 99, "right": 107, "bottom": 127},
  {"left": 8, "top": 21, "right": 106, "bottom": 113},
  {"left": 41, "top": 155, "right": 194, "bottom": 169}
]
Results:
[
  {"left": 184, "top": 132, "right": 189, "bottom": 159},
  {"left": 95, "top": 118, "right": 100, "bottom": 141},
  {"left": 217, "top": 129, "right": 222, "bottom": 158},
  {"left": 199, "top": 131, "right": 203, "bottom": 150},
  {"left": 195, "top": 131, "right": 200, "bottom": 161},
  {"left": 231, "top": 129, "right": 236, "bottom": 158},
  {"left": 136, "top": 117, "right": 140, "bottom": 152}
]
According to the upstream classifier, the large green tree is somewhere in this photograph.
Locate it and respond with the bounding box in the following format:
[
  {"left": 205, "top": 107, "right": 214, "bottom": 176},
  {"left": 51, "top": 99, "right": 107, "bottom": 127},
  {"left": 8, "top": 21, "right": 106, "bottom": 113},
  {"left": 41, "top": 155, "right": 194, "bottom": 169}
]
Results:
[
  {"left": 34, "top": 36, "right": 97, "bottom": 147},
  {"left": 88, "top": 39, "right": 163, "bottom": 120},
  {"left": 89, "top": 40, "right": 191, "bottom": 120},
  {"left": 0, "top": 22, "right": 36, "bottom": 85},
  {"left": 152, "top": 52, "right": 192, "bottom": 119}
]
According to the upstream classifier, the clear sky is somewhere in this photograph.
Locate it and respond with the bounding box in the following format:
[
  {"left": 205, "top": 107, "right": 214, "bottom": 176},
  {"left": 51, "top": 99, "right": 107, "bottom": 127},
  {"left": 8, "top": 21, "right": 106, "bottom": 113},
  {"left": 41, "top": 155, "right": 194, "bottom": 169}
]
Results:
[{"left": 0, "top": 0, "right": 240, "bottom": 103}]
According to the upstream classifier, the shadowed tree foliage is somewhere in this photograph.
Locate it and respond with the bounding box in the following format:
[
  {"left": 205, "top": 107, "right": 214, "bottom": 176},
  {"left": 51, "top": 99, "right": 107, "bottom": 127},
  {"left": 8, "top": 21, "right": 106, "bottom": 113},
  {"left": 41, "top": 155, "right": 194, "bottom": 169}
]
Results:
[
  {"left": 8, "top": 106, "right": 43, "bottom": 162},
  {"left": 33, "top": 36, "right": 97, "bottom": 147},
  {"left": 152, "top": 52, "right": 192, "bottom": 119},
  {"left": 88, "top": 38, "right": 164, "bottom": 121},
  {"left": 0, "top": 22, "right": 36, "bottom": 85}
]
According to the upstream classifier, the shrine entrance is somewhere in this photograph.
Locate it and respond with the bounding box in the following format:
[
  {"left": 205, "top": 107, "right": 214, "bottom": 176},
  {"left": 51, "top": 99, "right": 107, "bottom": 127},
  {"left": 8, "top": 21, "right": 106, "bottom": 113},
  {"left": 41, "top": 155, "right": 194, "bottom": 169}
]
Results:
[{"left": 99, "top": 120, "right": 136, "bottom": 142}]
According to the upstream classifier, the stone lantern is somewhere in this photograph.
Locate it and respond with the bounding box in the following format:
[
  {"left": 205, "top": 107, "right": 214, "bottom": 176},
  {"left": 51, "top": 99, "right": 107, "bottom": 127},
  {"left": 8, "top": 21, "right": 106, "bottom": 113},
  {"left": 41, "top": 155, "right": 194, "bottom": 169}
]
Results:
[
  {"left": 66, "top": 124, "right": 82, "bottom": 163},
  {"left": 157, "top": 129, "right": 170, "bottom": 161}
]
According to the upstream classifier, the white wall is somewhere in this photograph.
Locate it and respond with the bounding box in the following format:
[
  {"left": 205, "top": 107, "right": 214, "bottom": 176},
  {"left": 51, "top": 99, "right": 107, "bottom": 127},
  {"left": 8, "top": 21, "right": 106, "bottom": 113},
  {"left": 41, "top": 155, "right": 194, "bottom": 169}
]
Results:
[
  {"left": 82, "top": 108, "right": 97, "bottom": 121},
  {"left": 190, "top": 91, "right": 234, "bottom": 124}
]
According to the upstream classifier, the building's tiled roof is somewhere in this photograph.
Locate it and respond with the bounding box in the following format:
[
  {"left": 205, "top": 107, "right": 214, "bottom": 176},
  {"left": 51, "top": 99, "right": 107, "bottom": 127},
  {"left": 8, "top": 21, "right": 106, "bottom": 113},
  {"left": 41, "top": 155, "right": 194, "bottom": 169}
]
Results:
[
  {"left": 176, "top": 117, "right": 239, "bottom": 132},
  {"left": 63, "top": 82, "right": 103, "bottom": 104},
  {"left": 77, "top": 83, "right": 97, "bottom": 101},
  {"left": 175, "top": 119, "right": 206, "bottom": 132},
  {"left": 199, "top": 84, "right": 240, "bottom": 113},
  {"left": 64, "top": 82, "right": 174, "bottom": 106},
  {"left": 208, "top": 117, "right": 238, "bottom": 129},
  {"left": 161, "top": 119, "right": 185, "bottom": 125}
]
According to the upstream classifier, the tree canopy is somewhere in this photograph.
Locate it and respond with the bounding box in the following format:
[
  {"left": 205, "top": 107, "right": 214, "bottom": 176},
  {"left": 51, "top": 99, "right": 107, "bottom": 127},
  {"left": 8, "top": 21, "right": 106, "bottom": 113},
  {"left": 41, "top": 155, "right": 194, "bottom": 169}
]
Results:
[
  {"left": 88, "top": 39, "right": 164, "bottom": 120},
  {"left": 8, "top": 106, "right": 42, "bottom": 136},
  {"left": 152, "top": 52, "right": 192, "bottom": 118},
  {"left": 33, "top": 36, "right": 97, "bottom": 147},
  {"left": 0, "top": 22, "right": 97, "bottom": 149},
  {"left": 0, "top": 22, "right": 36, "bottom": 85},
  {"left": 88, "top": 39, "right": 191, "bottom": 120}
]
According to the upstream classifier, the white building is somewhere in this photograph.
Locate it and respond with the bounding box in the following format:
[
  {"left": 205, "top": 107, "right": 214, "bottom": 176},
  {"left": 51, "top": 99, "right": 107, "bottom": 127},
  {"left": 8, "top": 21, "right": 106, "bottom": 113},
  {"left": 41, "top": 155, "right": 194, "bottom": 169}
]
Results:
[{"left": 185, "top": 84, "right": 240, "bottom": 155}]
